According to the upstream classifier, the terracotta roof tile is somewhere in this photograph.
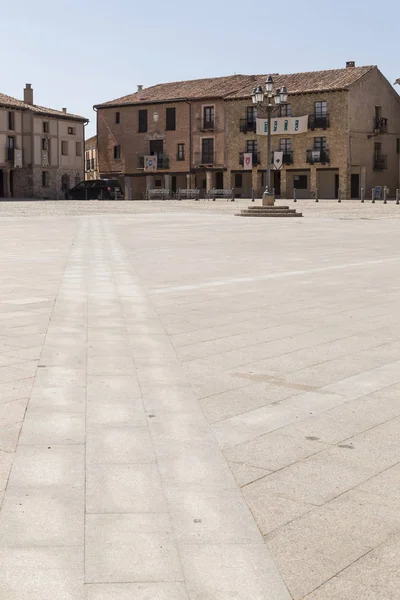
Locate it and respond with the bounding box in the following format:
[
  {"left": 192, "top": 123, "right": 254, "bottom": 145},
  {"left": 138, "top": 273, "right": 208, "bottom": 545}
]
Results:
[
  {"left": 0, "top": 92, "right": 87, "bottom": 121},
  {"left": 95, "top": 74, "right": 257, "bottom": 107},
  {"left": 227, "top": 66, "right": 376, "bottom": 98},
  {"left": 95, "top": 66, "right": 376, "bottom": 108}
]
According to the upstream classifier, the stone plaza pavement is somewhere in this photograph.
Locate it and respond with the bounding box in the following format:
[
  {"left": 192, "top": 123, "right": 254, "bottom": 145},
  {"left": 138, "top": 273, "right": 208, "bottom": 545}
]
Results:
[{"left": 1, "top": 199, "right": 400, "bottom": 599}]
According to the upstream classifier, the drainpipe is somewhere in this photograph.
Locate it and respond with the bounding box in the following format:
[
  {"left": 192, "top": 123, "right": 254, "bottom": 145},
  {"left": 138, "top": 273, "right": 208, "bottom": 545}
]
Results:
[{"left": 185, "top": 100, "right": 192, "bottom": 188}]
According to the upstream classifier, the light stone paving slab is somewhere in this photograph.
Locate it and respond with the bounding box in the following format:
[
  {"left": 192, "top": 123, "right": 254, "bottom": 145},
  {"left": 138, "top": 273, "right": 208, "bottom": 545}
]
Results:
[{"left": 2, "top": 202, "right": 400, "bottom": 599}]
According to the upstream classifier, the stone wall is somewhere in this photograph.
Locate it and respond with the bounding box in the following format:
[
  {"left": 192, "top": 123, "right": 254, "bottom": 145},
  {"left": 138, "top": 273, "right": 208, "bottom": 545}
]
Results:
[{"left": 225, "top": 91, "right": 349, "bottom": 198}]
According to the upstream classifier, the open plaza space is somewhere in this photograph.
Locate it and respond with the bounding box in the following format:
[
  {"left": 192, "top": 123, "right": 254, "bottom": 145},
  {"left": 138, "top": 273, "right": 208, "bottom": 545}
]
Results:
[{"left": 1, "top": 198, "right": 400, "bottom": 599}]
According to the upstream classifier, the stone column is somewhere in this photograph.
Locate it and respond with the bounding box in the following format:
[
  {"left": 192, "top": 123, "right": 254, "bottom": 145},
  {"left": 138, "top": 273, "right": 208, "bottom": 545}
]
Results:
[
  {"left": 223, "top": 170, "right": 231, "bottom": 191},
  {"left": 206, "top": 171, "right": 213, "bottom": 193},
  {"left": 186, "top": 174, "right": 191, "bottom": 189},
  {"left": 251, "top": 169, "right": 258, "bottom": 199},
  {"left": 124, "top": 176, "right": 132, "bottom": 200},
  {"left": 310, "top": 167, "right": 317, "bottom": 198},
  {"left": 146, "top": 175, "right": 154, "bottom": 190},
  {"left": 280, "top": 169, "right": 287, "bottom": 199},
  {"left": 164, "top": 174, "right": 171, "bottom": 191},
  {"left": 339, "top": 168, "right": 349, "bottom": 199}
]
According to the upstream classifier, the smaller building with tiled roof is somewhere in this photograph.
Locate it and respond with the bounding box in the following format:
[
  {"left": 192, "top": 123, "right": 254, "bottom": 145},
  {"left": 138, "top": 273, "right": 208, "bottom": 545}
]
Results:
[{"left": 0, "top": 83, "right": 88, "bottom": 199}]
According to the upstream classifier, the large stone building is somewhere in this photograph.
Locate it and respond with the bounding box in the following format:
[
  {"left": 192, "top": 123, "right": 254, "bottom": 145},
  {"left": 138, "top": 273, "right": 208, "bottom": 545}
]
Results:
[
  {"left": 85, "top": 135, "right": 98, "bottom": 180},
  {"left": 95, "top": 64, "right": 400, "bottom": 199},
  {"left": 0, "top": 84, "right": 87, "bottom": 198}
]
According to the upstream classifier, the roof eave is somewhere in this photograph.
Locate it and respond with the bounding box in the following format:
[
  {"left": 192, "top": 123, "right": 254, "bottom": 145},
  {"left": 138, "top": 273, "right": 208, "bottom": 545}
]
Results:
[
  {"left": 226, "top": 87, "right": 351, "bottom": 100},
  {"left": 94, "top": 97, "right": 189, "bottom": 109}
]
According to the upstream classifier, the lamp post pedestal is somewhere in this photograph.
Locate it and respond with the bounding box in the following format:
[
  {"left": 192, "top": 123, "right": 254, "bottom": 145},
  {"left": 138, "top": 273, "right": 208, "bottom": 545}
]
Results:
[{"left": 262, "top": 191, "right": 275, "bottom": 206}]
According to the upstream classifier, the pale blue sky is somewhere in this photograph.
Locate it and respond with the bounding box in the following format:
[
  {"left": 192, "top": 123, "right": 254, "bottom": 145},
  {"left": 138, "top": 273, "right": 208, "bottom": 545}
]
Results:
[{"left": 3, "top": 0, "right": 399, "bottom": 137}]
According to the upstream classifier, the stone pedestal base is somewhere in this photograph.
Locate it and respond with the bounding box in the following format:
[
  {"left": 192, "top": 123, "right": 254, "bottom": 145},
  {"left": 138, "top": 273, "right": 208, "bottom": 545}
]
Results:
[{"left": 262, "top": 194, "right": 275, "bottom": 206}]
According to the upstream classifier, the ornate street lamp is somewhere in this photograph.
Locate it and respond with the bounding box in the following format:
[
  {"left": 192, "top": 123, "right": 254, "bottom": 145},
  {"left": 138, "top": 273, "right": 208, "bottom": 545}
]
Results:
[{"left": 252, "top": 77, "right": 289, "bottom": 204}]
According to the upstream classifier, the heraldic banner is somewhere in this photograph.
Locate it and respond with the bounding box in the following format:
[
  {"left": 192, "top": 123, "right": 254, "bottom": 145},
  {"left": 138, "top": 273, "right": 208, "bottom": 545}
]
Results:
[{"left": 256, "top": 115, "right": 308, "bottom": 135}]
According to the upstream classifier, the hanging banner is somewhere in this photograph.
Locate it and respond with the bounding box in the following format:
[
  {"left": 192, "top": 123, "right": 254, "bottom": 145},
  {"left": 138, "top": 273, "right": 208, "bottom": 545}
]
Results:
[
  {"left": 273, "top": 152, "right": 283, "bottom": 170},
  {"left": 144, "top": 155, "right": 157, "bottom": 171},
  {"left": 243, "top": 152, "right": 253, "bottom": 170},
  {"left": 256, "top": 115, "right": 308, "bottom": 135},
  {"left": 14, "top": 149, "right": 22, "bottom": 168}
]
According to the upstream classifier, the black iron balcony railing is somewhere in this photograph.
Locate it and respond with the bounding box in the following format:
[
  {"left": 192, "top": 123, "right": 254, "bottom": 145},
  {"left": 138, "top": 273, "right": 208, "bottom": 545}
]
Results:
[
  {"left": 7, "top": 147, "right": 15, "bottom": 161},
  {"left": 197, "top": 118, "right": 215, "bottom": 131},
  {"left": 137, "top": 154, "right": 170, "bottom": 169},
  {"left": 282, "top": 151, "right": 293, "bottom": 165},
  {"left": 373, "top": 154, "right": 388, "bottom": 170},
  {"left": 194, "top": 152, "right": 215, "bottom": 166},
  {"left": 239, "top": 118, "right": 256, "bottom": 133},
  {"left": 308, "top": 114, "right": 330, "bottom": 130},
  {"left": 239, "top": 152, "right": 260, "bottom": 166},
  {"left": 374, "top": 117, "right": 388, "bottom": 133},
  {"left": 306, "top": 149, "right": 330, "bottom": 164}
]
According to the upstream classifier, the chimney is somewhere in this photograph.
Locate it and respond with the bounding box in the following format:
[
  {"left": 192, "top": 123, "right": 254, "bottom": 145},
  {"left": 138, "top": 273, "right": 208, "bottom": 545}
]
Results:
[
  {"left": 137, "top": 84, "right": 143, "bottom": 99},
  {"left": 24, "top": 83, "right": 33, "bottom": 105},
  {"left": 346, "top": 61, "right": 355, "bottom": 68},
  {"left": 62, "top": 108, "right": 67, "bottom": 114}
]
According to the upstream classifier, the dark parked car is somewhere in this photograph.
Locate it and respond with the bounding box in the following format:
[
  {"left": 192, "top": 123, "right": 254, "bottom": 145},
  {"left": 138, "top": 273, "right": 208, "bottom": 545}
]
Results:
[{"left": 66, "top": 179, "right": 123, "bottom": 200}]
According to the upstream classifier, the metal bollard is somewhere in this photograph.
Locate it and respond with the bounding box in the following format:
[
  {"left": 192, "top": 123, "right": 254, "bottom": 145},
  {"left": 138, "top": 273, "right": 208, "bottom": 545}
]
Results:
[
  {"left": 293, "top": 188, "right": 297, "bottom": 202},
  {"left": 372, "top": 188, "right": 375, "bottom": 203},
  {"left": 338, "top": 189, "right": 341, "bottom": 203},
  {"left": 397, "top": 189, "right": 399, "bottom": 205},
  {"left": 315, "top": 188, "right": 319, "bottom": 202},
  {"left": 361, "top": 187, "right": 365, "bottom": 203},
  {"left": 383, "top": 187, "right": 387, "bottom": 204}
]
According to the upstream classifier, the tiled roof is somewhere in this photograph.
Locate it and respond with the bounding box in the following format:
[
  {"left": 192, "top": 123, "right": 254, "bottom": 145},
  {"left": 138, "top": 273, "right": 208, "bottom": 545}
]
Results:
[
  {"left": 95, "top": 75, "right": 257, "bottom": 107},
  {"left": 95, "top": 66, "right": 376, "bottom": 108},
  {"left": 0, "top": 92, "right": 87, "bottom": 121},
  {"left": 228, "top": 66, "right": 375, "bottom": 98}
]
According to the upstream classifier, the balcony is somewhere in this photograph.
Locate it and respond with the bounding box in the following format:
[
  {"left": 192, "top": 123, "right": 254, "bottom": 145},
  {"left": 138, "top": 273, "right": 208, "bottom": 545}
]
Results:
[
  {"left": 239, "top": 118, "right": 256, "bottom": 133},
  {"left": 373, "top": 154, "right": 388, "bottom": 170},
  {"left": 308, "top": 114, "right": 330, "bottom": 130},
  {"left": 306, "top": 149, "right": 330, "bottom": 164},
  {"left": 6, "top": 147, "right": 14, "bottom": 161},
  {"left": 194, "top": 152, "right": 215, "bottom": 166},
  {"left": 239, "top": 152, "right": 260, "bottom": 166},
  {"left": 282, "top": 151, "right": 293, "bottom": 165},
  {"left": 374, "top": 117, "right": 388, "bottom": 133},
  {"left": 197, "top": 118, "right": 215, "bottom": 131},
  {"left": 137, "top": 154, "right": 170, "bottom": 170}
]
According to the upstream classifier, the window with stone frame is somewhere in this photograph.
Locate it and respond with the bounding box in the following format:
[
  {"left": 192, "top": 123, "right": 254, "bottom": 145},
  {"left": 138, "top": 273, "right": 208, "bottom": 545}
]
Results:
[
  {"left": 177, "top": 143, "right": 185, "bottom": 161},
  {"left": 314, "top": 136, "right": 327, "bottom": 151},
  {"left": 314, "top": 101, "right": 327, "bottom": 117},
  {"left": 280, "top": 104, "right": 292, "bottom": 117},
  {"left": 280, "top": 138, "right": 292, "bottom": 152},
  {"left": 246, "top": 140, "right": 258, "bottom": 153}
]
